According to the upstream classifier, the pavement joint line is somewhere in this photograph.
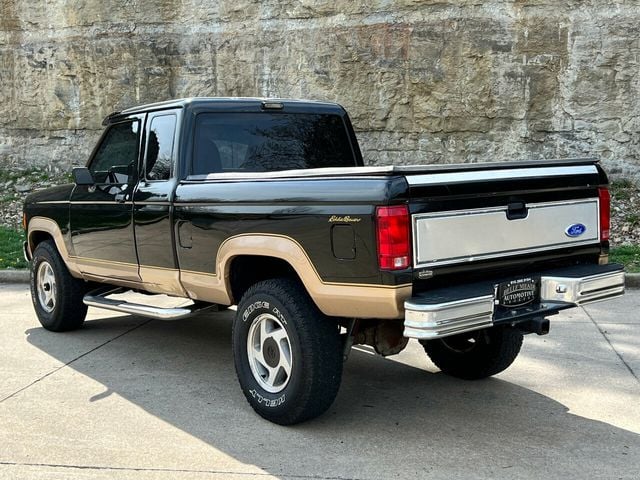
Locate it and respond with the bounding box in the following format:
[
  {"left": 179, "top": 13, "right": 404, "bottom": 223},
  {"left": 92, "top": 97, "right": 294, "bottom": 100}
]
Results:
[
  {"left": 581, "top": 306, "right": 640, "bottom": 384},
  {"left": 593, "top": 322, "right": 640, "bottom": 325},
  {"left": 0, "top": 319, "right": 153, "bottom": 404},
  {"left": 0, "top": 461, "right": 364, "bottom": 480}
]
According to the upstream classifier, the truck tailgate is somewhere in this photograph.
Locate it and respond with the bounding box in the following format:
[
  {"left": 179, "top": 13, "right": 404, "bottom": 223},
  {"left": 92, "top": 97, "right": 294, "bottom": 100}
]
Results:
[{"left": 403, "top": 160, "right": 606, "bottom": 271}]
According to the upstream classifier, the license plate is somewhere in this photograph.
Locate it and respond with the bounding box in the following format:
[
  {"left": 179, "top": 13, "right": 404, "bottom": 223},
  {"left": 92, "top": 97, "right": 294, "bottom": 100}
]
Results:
[{"left": 498, "top": 277, "right": 539, "bottom": 308}]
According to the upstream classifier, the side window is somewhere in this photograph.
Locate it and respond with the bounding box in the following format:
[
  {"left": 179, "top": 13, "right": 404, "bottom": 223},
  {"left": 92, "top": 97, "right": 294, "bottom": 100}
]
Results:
[
  {"left": 145, "top": 114, "right": 176, "bottom": 181},
  {"left": 89, "top": 121, "right": 140, "bottom": 184}
]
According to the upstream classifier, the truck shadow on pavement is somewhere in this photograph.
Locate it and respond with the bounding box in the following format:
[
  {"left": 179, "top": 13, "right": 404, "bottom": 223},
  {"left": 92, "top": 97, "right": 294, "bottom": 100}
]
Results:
[{"left": 25, "top": 310, "right": 640, "bottom": 479}]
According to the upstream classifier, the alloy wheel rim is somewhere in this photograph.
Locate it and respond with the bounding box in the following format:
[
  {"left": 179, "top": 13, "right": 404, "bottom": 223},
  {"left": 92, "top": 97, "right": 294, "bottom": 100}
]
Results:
[
  {"left": 36, "top": 261, "right": 56, "bottom": 313},
  {"left": 246, "top": 313, "right": 293, "bottom": 394}
]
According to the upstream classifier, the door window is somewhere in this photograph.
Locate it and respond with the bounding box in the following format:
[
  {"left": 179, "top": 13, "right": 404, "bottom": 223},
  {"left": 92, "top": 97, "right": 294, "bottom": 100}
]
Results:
[
  {"left": 89, "top": 121, "right": 140, "bottom": 184},
  {"left": 145, "top": 114, "right": 177, "bottom": 181}
]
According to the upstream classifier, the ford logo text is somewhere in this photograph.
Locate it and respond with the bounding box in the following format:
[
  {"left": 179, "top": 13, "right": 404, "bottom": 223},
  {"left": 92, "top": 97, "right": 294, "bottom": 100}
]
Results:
[{"left": 565, "top": 223, "right": 587, "bottom": 237}]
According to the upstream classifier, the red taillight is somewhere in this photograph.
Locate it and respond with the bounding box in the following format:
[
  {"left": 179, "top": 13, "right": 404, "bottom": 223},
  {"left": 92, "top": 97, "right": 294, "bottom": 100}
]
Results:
[
  {"left": 376, "top": 205, "right": 411, "bottom": 270},
  {"left": 598, "top": 187, "right": 610, "bottom": 242}
]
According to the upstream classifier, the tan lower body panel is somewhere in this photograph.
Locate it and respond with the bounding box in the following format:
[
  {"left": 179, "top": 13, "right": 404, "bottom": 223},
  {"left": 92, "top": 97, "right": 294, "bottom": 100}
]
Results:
[
  {"left": 179, "top": 270, "right": 232, "bottom": 305},
  {"left": 311, "top": 282, "right": 411, "bottom": 319},
  {"left": 28, "top": 222, "right": 411, "bottom": 319},
  {"left": 80, "top": 263, "right": 189, "bottom": 298},
  {"left": 27, "top": 217, "right": 82, "bottom": 277},
  {"left": 81, "top": 273, "right": 146, "bottom": 291},
  {"left": 139, "top": 265, "right": 188, "bottom": 297},
  {"left": 73, "top": 256, "right": 140, "bottom": 282},
  {"left": 179, "top": 269, "right": 409, "bottom": 319},
  {"left": 210, "top": 233, "right": 412, "bottom": 319}
]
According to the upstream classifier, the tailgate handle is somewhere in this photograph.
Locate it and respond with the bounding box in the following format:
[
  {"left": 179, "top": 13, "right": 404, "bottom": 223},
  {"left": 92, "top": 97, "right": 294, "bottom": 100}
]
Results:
[{"left": 506, "top": 201, "right": 528, "bottom": 220}]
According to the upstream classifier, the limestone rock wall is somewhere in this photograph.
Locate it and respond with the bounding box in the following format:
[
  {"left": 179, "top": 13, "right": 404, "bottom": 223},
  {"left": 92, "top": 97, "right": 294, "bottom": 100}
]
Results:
[{"left": 1, "top": 1, "right": 639, "bottom": 180}]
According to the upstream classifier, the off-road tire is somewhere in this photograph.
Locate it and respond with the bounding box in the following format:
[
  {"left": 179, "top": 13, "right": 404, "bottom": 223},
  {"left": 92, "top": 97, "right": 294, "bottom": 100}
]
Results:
[
  {"left": 233, "top": 278, "right": 343, "bottom": 425},
  {"left": 30, "top": 240, "right": 88, "bottom": 332},
  {"left": 420, "top": 327, "right": 524, "bottom": 380}
]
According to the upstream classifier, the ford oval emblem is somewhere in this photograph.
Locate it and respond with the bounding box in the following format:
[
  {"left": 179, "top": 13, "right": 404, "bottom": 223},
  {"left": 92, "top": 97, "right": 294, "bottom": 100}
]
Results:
[{"left": 565, "top": 223, "right": 587, "bottom": 237}]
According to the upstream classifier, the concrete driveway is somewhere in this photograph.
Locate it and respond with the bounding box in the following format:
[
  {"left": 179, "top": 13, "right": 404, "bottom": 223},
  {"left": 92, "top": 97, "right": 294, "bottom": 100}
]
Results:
[{"left": 1, "top": 283, "right": 639, "bottom": 479}]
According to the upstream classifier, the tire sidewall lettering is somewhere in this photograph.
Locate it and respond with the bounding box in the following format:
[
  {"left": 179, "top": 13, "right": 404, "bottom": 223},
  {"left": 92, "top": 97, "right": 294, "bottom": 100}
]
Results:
[
  {"left": 240, "top": 301, "right": 287, "bottom": 326},
  {"left": 242, "top": 300, "right": 270, "bottom": 322},
  {"left": 237, "top": 294, "right": 300, "bottom": 411},
  {"left": 271, "top": 306, "right": 287, "bottom": 325},
  {"left": 248, "top": 389, "right": 286, "bottom": 408}
]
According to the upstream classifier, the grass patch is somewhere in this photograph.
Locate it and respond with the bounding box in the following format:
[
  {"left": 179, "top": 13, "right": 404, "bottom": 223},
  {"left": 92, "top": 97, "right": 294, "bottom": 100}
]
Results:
[
  {"left": 0, "top": 226, "right": 27, "bottom": 269},
  {"left": 610, "top": 179, "right": 635, "bottom": 201},
  {"left": 625, "top": 213, "right": 640, "bottom": 227},
  {"left": 610, "top": 246, "right": 640, "bottom": 273},
  {"left": 0, "top": 167, "right": 50, "bottom": 184}
]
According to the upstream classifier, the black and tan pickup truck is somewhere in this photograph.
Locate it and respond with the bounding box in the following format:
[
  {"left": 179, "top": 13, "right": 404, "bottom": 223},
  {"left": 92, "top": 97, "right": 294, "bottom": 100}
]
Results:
[{"left": 23, "top": 97, "right": 625, "bottom": 424}]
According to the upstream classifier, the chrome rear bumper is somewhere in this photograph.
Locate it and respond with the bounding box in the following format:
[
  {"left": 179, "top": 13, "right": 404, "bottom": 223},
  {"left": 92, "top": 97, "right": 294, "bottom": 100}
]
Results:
[
  {"left": 539, "top": 270, "right": 625, "bottom": 305},
  {"left": 404, "top": 294, "right": 495, "bottom": 340},
  {"left": 404, "top": 264, "right": 625, "bottom": 340}
]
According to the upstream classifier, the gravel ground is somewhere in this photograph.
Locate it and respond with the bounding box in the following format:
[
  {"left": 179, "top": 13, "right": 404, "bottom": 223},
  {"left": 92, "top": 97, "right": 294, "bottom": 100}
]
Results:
[
  {"left": 610, "top": 180, "right": 640, "bottom": 246},
  {"left": 1, "top": 197, "right": 26, "bottom": 230},
  {"left": 1, "top": 174, "right": 638, "bottom": 246},
  {"left": 0, "top": 171, "right": 70, "bottom": 230}
]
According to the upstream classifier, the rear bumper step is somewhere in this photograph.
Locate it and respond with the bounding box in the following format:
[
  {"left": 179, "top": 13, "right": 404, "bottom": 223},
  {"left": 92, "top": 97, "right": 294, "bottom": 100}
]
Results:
[
  {"left": 83, "top": 287, "right": 214, "bottom": 320},
  {"left": 404, "top": 263, "right": 625, "bottom": 340}
]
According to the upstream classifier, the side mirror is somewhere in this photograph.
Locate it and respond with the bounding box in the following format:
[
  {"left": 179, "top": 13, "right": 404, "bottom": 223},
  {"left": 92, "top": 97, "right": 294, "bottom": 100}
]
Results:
[{"left": 72, "top": 167, "right": 94, "bottom": 186}]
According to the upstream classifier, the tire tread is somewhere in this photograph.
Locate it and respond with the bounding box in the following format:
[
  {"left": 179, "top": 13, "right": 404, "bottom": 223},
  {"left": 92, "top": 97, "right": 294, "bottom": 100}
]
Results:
[
  {"left": 31, "top": 240, "right": 87, "bottom": 332},
  {"left": 233, "top": 277, "right": 342, "bottom": 425},
  {"left": 422, "top": 327, "right": 523, "bottom": 380}
]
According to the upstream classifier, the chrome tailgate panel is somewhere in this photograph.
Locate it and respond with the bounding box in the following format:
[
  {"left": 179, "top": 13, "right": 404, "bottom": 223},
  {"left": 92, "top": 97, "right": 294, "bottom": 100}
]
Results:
[{"left": 413, "top": 199, "right": 600, "bottom": 269}]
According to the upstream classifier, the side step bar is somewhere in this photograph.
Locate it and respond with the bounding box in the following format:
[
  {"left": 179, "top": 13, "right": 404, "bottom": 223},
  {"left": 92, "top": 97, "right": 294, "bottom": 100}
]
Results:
[{"left": 83, "top": 287, "right": 214, "bottom": 320}]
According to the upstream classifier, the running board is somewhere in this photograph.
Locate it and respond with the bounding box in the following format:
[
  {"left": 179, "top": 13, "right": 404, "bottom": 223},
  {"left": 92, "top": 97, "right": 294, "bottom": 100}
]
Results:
[{"left": 83, "top": 287, "right": 214, "bottom": 320}]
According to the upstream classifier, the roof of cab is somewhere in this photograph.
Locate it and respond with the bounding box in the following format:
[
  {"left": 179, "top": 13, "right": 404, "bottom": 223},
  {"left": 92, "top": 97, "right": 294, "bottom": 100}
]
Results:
[{"left": 103, "top": 97, "right": 344, "bottom": 125}]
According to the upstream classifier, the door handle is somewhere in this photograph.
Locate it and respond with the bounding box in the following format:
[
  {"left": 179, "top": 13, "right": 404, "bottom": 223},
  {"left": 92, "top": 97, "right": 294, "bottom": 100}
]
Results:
[{"left": 115, "top": 193, "right": 127, "bottom": 203}]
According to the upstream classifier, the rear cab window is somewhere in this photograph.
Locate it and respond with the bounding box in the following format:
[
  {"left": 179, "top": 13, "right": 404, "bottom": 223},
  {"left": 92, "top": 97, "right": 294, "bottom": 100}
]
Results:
[{"left": 192, "top": 112, "right": 357, "bottom": 175}]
